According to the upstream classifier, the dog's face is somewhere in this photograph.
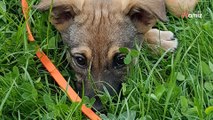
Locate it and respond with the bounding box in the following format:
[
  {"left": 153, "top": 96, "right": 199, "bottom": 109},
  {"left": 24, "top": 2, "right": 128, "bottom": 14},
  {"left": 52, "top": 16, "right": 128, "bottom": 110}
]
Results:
[{"left": 36, "top": 0, "right": 167, "bottom": 110}]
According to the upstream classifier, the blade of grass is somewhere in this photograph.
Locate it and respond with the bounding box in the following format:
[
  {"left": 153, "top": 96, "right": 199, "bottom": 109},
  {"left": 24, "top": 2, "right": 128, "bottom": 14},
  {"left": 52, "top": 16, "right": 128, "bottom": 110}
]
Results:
[{"left": 0, "top": 80, "right": 15, "bottom": 115}]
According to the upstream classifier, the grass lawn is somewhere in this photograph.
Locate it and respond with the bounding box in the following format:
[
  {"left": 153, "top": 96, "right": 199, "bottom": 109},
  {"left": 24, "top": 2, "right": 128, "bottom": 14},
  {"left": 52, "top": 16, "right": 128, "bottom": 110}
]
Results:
[{"left": 0, "top": 0, "right": 213, "bottom": 119}]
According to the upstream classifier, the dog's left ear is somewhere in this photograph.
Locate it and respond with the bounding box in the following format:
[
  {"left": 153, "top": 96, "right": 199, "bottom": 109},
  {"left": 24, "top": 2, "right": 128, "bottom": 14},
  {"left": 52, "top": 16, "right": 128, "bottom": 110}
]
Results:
[
  {"left": 35, "top": 0, "right": 84, "bottom": 31},
  {"left": 123, "top": 0, "right": 167, "bottom": 33}
]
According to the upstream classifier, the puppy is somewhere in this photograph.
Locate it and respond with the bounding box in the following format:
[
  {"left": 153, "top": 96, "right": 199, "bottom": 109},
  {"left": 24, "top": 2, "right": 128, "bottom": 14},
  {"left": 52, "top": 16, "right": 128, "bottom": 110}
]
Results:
[{"left": 36, "top": 0, "right": 178, "bottom": 110}]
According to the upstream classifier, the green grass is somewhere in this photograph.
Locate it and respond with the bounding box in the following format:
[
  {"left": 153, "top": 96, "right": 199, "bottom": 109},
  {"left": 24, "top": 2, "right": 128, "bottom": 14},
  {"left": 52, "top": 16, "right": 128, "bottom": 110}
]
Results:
[{"left": 0, "top": 0, "right": 213, "bottom": 119}]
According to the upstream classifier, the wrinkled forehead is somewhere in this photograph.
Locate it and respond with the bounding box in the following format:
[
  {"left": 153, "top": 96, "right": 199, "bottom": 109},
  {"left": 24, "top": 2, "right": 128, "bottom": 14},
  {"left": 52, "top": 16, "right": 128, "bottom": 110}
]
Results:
[
  {"left": 64, "top": 0, "right": 138, "bottom": 49},
  {"left": 78, "top": 0, "right": 132, "bottom": 13},
  {"left": 82, "top": 0, "right": 125, "bottom": 12},
  {"left": 60, "top": 0, "right": 140, "bottom": 55},
  {"left": 74, "top": 0, "right": 129, "bottom": 26}
]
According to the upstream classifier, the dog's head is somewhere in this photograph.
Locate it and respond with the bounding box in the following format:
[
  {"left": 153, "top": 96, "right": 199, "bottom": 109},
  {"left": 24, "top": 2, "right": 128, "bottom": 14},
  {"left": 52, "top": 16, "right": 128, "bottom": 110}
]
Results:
[{"left": 36, "top": 0, "right": 167, "bottom": 110}]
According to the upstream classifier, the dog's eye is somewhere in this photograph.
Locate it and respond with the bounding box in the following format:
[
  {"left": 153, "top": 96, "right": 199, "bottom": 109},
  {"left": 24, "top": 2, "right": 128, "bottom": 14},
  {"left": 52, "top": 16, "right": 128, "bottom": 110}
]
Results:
[
  {"left": 73, "top": 54, "right": 87, "bottom": 68},
  {"left": 113, "top": 53, "right": 126, "bottom": 69}
]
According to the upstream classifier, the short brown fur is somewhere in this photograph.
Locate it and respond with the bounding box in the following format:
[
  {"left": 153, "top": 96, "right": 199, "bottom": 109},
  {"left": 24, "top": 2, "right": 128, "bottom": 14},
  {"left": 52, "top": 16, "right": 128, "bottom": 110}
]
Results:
[{"left": 36, "top": 0, "right": 168, "bottom": 110}]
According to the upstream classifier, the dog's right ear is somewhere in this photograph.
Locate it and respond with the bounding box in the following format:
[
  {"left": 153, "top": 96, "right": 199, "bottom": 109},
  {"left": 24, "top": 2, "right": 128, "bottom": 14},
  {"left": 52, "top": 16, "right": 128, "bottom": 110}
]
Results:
[
  {"left": 122, "top": 0, "right": 167, "bottom": 34},
  {"left": 35, "top": 0, "right": 84, "bottom": 31}
]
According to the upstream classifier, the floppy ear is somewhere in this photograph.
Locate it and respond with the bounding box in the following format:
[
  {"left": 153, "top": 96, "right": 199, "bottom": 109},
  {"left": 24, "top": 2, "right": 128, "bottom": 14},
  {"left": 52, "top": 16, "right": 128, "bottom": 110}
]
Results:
[
  {"left": 35, "top": 0, "right": 84, "bottom": 31},
  {"left": 124, "top": 0, "right": 167, "bottom": 34}
]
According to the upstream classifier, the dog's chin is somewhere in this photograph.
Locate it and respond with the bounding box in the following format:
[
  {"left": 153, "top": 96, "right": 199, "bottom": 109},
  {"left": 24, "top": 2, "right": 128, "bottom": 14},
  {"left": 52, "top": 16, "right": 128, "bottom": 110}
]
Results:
[
  {"left": 75, "top": 78, "right": 123, "bottom": 112},
  {"left": 75, "top": 82, "right": 103, "bottom": 111},
  {"left": 92, "top": 96, "right": 104, "bottom": 111}
]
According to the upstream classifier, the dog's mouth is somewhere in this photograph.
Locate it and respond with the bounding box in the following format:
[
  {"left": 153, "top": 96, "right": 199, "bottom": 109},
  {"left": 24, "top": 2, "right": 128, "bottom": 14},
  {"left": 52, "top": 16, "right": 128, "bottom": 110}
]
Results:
[{"left": 74, "top": 77, "right": 123, "bottom": 111}]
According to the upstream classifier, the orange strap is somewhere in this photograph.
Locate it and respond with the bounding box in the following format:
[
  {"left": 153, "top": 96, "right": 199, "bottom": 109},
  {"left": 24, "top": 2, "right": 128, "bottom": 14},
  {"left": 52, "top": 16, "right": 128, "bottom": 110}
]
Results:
[
  {"left": 21, "top": 0, "right": 35, "bottom": 41},
  {"left": 21, "top": 0, "right": 101, "bottom": 120}
]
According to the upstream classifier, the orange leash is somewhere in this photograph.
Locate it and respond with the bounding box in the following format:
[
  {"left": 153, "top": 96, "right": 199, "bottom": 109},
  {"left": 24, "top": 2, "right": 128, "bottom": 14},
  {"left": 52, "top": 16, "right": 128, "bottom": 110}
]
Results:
[{"left": 21, "top": 0, "right": 101, "bottom": 120}]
